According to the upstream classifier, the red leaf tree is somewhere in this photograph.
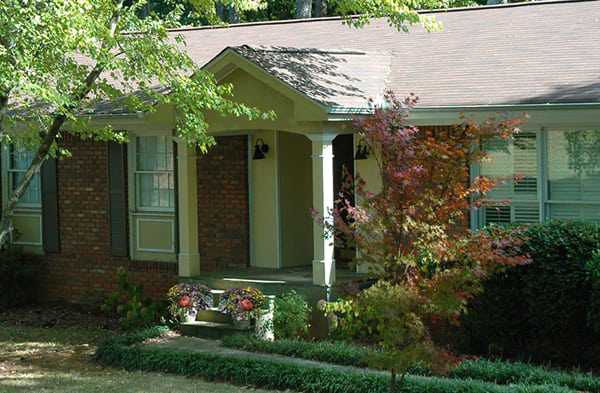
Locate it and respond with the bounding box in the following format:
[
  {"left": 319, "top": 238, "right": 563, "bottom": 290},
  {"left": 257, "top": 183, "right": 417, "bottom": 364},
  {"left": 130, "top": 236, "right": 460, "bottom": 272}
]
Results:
[{"left": 316, "top": 92, "right": 531, "bottom": 392}]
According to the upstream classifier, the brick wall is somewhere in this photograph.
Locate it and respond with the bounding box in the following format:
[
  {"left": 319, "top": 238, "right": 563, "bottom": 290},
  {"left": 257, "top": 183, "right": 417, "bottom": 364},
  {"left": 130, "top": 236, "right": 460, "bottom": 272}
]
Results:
[
  {"left": 197, "top": 135, "right": 249, "bottom": 271},
  {"left": 31, "top": 135, "right": 177, "bottom": 303}
]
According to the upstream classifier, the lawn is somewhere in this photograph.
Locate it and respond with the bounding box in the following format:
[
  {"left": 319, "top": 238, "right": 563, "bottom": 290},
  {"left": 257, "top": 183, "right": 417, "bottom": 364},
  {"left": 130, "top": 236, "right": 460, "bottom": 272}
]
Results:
[{"left": 0, "top": 323, "right": 292, "bottom": 393}]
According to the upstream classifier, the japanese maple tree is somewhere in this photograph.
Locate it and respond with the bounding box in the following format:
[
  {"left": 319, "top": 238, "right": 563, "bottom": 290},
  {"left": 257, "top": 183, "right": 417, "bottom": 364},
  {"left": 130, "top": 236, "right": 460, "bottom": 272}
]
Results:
[{"left": 317, "top": 92, "right": 531, "bottom": 392}]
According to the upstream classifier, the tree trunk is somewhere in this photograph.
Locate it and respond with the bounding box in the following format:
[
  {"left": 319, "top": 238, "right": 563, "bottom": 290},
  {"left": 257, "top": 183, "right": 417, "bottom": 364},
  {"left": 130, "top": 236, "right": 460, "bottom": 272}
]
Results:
[
  {"left": 390, "top": 367, "right": 396, "bottom": 393},
  {"left": 296, "top": 0, "right": 311, "bottom": 18},
  {"left": 0, "top": 0, "right": 125, "bottom": 249},
  {"left": 315, "top": 0, "right": 327, "bottom": 17},
  {"left": 229, "top": 5, "right": 240, "bottom": 24},
  {"left": 215, "top": 2, "right": 225, "bottom": 21}
]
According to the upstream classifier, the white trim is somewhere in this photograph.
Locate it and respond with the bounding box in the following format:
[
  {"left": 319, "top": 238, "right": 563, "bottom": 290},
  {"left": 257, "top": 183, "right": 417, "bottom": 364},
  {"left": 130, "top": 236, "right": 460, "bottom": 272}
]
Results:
[
  {"left": 135, "top": 217, "right": 175, "bottom": 253},
  {"left": 275, "top": 131, "right": 282, "bottom": 269},
  {"left": 538, "top": 128, "right": 548, "bottom": 222},
  {"left": 247, "top": 135, "right": 255, "bottom": 267}
]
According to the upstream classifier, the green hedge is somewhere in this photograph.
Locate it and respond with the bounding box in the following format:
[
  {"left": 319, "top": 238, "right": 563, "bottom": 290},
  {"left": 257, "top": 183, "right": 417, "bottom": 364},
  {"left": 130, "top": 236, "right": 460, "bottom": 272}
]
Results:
[
  {"left": 462, "top": 220, "right": 600, "bottom": 366},
  {"left": 221, "top": 334, "right": 371, "bottom": 367},
  {"left": 222, "top": 335, "right": 600, "bottom": 392},
  {"left": 93, "top": 328, "right": 575, "bottom": 393}
]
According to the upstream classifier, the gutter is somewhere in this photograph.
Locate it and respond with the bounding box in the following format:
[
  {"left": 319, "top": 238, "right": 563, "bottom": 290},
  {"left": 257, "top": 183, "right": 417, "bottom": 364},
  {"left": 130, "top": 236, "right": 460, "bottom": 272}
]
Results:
[{"left": 327, "top": 102, "right": 600, "bottom": 120}]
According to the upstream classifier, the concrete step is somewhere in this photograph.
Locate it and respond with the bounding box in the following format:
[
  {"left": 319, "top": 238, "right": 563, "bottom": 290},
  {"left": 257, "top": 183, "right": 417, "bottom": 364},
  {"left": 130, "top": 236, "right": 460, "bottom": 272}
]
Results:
[
  {"left": 179, "top": 320, "right": 252, "bottom": 339},
  {"left": 196, "top": 307, "right": 232, "bottom": 325}
]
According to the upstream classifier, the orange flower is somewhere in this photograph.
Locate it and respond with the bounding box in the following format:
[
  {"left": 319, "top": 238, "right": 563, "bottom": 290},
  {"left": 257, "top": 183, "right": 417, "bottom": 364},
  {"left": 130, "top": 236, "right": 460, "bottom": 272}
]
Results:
[
  {"left": 240, "top": 299, "right": 254, "bottom": 311},
  {"left": 179, "top": 295, "right": 191, "bottom": 308}
]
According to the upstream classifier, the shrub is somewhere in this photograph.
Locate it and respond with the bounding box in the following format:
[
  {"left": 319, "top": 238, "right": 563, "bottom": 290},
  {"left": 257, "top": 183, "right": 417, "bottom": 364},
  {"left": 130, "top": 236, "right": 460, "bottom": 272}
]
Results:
[
  {"left": 272, "top": 290, "right": 311, "bottom": 338},
  {"left": 462, "top": 220, "right": 600, "bottom": 366},
  {"left": 101, "top": 266, "right": 164, "bottom": 330},
  {"left": 0, "top": 245, "right": 37, "bottom": 310}
]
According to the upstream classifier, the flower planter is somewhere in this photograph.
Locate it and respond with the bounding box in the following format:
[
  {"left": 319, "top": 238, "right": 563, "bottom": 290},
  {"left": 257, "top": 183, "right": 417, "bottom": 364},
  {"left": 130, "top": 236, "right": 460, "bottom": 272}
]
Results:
[{"left": 231, "top": 313, "right": 251, "bottom": 330}]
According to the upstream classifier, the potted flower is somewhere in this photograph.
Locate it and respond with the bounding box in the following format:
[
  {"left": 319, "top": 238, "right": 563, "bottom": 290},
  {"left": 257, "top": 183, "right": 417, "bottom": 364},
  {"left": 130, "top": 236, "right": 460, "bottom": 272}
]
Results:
[
  {"left": 218, "top": 287, "right": 265, "bottom": 329},
  {"left": 167, "top": 283, "right": 213, "bottom": 323}
]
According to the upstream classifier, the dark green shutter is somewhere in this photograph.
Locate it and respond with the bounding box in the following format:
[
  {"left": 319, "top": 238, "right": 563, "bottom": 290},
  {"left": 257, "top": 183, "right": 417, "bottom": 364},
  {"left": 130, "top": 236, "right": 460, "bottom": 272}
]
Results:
[
  {"left": 41, "top": 158, "right": 60, "bottom": 253},
  {"left": 107, "top": 142, "right": 127, "bottom": 257}
]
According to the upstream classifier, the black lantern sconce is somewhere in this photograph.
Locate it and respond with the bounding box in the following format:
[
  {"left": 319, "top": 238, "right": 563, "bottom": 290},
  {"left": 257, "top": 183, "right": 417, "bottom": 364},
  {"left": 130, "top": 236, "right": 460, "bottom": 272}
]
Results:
[
  {"left": 354, "top": 138, "right": 369, "bottom": 160},
  {"left": 252, "top": 138, "right": 269, "bottom": 160}
]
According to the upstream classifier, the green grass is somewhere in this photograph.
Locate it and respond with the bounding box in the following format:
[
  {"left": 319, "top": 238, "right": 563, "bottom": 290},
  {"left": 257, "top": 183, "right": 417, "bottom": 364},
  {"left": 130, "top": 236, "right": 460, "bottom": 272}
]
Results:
[{"left": 0, "top": 323, "right": 294, "bottom": 393}]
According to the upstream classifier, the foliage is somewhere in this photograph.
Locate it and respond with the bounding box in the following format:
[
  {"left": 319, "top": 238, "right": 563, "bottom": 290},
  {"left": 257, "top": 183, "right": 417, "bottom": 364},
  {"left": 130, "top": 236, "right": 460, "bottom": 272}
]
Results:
[
  {"left": 218, "top": 287, "right": 265, "bottom": 321},
  {"left": 271, "top": 290, "right": 311, "bottom": 339},
  {"left": 0, "top": 0, "right": 274, "bottom": 249},
  {"left": 94, "top": 327, "right": 576, "bottom": 393},
  {"left": 0, "top": 245, "right": 38, "bottom": 310},
  {"left": 101, "top": 266, "right": 164, "bottom": 330},
  {"left": 222, "top": 333, "right": 371, "bottom": 366},
  {"left": 166, "top": 283, "right": 213, "bottom": 323},
  {"left": 462, "top": 221, "right": 600, "bottom": 366},
  {"left": 221, "top": 334, "right": 600, "bottom": 392},
  {"left": 330, "top": 0, "right": 478, "bottom": 32},
  {"left": 314, "top": 92, "right": 530, "bottom": 391}
]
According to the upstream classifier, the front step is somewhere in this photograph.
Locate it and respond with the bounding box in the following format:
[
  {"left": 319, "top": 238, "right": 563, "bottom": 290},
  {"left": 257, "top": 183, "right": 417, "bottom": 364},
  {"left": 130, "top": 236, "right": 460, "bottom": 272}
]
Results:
[
  {"left": 179, "top": 289, "right": 274, "bottom": 340},
  {"left": 179, "top": 320, "right": 251, "bottom": 339}
]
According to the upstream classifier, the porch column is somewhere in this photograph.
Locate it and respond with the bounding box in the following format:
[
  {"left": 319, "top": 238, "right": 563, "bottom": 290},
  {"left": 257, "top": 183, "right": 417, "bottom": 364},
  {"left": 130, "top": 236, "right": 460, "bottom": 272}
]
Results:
[
  {"left": 308, "top": 134, "right": 336, "bottom": 286},
  {"left": 176, "top": 140, "right": 200, "bottom": 277}
]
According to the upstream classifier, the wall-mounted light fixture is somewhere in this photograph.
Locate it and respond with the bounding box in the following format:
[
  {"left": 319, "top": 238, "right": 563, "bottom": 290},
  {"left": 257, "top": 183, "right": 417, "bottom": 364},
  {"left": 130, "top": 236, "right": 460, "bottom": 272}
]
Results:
[
  {"left": 252, "top": 138, "right": 269, "bottom": 160},
  {"left": 354, "top": 138, "right": 369, "bottom": 160}
]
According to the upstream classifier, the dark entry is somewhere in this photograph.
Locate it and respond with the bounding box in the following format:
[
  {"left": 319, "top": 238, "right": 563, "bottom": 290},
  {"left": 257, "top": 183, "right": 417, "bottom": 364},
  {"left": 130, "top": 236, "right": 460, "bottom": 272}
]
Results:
[{"left": 332, "top": 134, "right": 356, "bottom": 270}]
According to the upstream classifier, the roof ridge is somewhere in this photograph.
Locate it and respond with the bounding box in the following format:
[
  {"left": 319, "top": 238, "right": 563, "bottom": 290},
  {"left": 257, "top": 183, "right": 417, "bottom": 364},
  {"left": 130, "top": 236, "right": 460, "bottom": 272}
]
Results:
[{"left": 166, "top": 0, "right": 597, "bottom": 33}]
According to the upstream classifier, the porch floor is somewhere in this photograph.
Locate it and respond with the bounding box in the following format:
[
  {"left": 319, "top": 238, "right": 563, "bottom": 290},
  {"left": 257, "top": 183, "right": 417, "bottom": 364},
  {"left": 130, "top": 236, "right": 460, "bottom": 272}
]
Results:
[{"left": 187, "top": 265, "right": 368, "bottom": 287}]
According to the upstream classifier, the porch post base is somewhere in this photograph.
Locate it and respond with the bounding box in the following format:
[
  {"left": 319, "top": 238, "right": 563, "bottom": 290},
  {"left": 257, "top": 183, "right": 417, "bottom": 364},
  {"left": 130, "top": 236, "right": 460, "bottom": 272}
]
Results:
[
  {"left": 312, "top": 259, "right": 336, "bottom": 286},
  {"left": 178, "top": 253, "right": 201, "bottom": 277}
]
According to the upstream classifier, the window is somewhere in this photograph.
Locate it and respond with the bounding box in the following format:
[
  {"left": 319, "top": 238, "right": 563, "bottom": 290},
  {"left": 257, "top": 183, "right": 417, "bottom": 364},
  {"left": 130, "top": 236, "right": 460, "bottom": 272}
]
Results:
[
  {"left": 8, "top": 146, "right": 41, "bottom": 206},
  {"left": 1, "top": 145, "right": 43, "bottom": 248},
  {"left": 547, "top": 131, "right": 600, "bottom": 221},
  {"left": 134, "top": 136, "right": 175, "bottom": 211},
  {"left": 476, "top": 129, "right": 600, "bottom": 227},
  {"left": 128, "top": 135, "right": 176, "bottom": 261},
  {"left": 480, "top": 132, "right": 539, "bottom": 225}
]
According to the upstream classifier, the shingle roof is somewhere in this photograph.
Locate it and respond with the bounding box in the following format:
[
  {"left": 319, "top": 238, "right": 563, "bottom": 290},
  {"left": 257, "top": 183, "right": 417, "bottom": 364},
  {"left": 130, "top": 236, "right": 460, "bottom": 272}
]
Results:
[{"left": 177, "top": 0, "right": 599, "bottom": 109}]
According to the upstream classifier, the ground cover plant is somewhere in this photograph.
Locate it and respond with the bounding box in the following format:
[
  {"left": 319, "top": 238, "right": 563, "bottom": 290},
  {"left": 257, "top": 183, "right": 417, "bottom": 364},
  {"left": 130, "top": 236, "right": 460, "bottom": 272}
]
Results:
[
  {"left": 222, "top": 334, "right": 600, "bottom": 392},
  {"left": 93, "top": 326, "right": 580, "bottom": 393}
]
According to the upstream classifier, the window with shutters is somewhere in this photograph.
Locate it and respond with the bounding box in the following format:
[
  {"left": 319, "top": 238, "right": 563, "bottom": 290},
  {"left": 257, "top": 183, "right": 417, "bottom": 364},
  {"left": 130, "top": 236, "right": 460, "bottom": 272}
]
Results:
[
  {"left": 127, "top": 135, "right": 176, "bottom": 261},
  {"left": 475, "top": 129, "right": 600, "bottom": 228},
  {"left": 1, "top": 145, "right": 43, "bottom": 248}
]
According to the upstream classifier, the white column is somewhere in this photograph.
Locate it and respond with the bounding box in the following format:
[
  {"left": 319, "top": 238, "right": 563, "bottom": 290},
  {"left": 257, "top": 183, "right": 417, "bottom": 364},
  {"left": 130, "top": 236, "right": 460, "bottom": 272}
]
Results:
[
  {"left": 176, "top": 140, "right": 200, "bottom": 277},
  {"left": 308, "top": 134, "right": 336, "bottom": 286}
]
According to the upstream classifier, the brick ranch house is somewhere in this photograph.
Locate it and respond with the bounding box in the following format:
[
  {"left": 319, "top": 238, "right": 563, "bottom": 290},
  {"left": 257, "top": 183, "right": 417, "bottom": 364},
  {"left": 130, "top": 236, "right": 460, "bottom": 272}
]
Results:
[{"left": 3, "top": 0, "right": 599, "bottom": 302}]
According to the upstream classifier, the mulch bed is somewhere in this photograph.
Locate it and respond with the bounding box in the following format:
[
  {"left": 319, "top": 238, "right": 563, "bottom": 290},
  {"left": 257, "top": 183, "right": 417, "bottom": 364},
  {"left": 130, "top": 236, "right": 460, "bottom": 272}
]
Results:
[{"left": 0, "top": 303, "right": 120, "bottom": 331}]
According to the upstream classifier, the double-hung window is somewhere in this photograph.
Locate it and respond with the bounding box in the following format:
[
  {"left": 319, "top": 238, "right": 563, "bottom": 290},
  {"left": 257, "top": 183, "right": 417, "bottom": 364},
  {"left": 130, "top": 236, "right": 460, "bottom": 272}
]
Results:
[
  {"left": 128, "top": 136, "right": 176, "bottom": 261},
  {"left": 134, "top": 136, "right": 175, "bottom": 211},
  {"left": 476, "top": 129, "right": 600, "bottom": 227},
  {"left": 1, "top": 145, "right": 43, "bottom": 248}
]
